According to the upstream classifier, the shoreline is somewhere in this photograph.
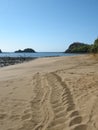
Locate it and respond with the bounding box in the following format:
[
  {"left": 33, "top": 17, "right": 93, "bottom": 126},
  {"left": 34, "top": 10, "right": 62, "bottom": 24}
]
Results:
[
  {"left": 0, "top": 57, "right": 37, "bottom": 67},
  {"left": 0, "top": 56, "right": 61, "bottom": 68},
  {"left": 0, "top": 53, "right": 85, "bottom": 68}
]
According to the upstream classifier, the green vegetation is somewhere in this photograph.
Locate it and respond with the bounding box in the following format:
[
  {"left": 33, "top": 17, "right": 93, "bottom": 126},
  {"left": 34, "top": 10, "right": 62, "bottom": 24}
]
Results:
[
  {"left": 91, "top": 38, "right": 98, "bottom": 53},
  {"left": 65, "top": 38, "right": 98, "bottom": 54},
  {"left": 65, "top": 42, "right": 91, "bottom": 53}
]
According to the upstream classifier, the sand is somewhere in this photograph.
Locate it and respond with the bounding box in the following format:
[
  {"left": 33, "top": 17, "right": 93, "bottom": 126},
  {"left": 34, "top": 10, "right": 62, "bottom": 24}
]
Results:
[{"left": 0, "top": 54, "right": 98, "bottom": 130}]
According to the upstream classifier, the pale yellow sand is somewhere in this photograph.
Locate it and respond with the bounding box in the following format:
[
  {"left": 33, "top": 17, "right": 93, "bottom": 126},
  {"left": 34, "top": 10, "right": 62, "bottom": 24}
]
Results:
[{"left": 0, "top": 55, "right": 98, "bottom": 130}]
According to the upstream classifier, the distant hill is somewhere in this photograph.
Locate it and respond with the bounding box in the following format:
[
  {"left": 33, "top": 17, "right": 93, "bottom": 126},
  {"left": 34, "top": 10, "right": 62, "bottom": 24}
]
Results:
[
  {"left": 15, "top": 48, "right": 36, "bottom": 53},
  {"left": 0, "top": 49, "right": 2, "bottom": 53},
  {"left": 65, "top": 42, "right": 90, "bottom": 53}
]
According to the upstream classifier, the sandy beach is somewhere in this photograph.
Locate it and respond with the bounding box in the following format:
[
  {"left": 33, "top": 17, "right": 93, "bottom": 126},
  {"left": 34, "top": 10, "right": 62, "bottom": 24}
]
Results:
[{"left": 0, "top": 54, "right": 98, "bottom": 130}]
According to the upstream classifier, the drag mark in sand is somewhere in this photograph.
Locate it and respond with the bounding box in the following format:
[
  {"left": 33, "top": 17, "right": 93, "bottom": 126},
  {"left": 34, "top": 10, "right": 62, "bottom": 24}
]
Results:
[
  {"left": 46, "top": 73, "right": 87, "bottom": 130},
  {"left": 19, "top": 72, "right": 88, "bottom": 130},
  {"left": 30, "top": 73, "right": 53, "bottom": 130}
]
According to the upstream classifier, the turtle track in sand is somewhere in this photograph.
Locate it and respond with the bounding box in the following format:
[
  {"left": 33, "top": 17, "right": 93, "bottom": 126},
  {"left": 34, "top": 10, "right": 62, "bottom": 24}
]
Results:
[{"left": 20, "top": 72, "right": 88, "bottom": 130}]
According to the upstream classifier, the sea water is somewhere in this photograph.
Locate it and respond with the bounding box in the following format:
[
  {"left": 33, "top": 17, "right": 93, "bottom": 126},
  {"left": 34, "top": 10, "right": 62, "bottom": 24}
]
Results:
[{"left": 0, "top": 52, "right": 80, "bottom": 58}]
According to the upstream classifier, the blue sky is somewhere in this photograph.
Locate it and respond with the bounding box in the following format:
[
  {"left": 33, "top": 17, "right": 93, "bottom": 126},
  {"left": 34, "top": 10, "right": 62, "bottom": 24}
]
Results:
[{"left": 0, "top": 0, "right": 98, "bottom": 52}]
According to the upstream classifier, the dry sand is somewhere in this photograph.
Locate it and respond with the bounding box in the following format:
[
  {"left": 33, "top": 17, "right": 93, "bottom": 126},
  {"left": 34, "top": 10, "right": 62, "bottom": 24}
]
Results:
[{"left": 0, "top": 54, "right": 98, "bottom": 130}]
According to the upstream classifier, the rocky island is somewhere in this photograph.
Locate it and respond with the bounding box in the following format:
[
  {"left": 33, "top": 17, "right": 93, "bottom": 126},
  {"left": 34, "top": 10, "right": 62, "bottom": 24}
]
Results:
[{"left": 15, "top": 48, "right": 36, "bottom": 53}]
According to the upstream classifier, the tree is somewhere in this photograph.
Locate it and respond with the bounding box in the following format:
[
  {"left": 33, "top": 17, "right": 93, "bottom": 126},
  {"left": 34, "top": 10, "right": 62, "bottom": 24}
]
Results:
[{"left": 91, "top": 38, "right": 98, "bottom": 53}]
